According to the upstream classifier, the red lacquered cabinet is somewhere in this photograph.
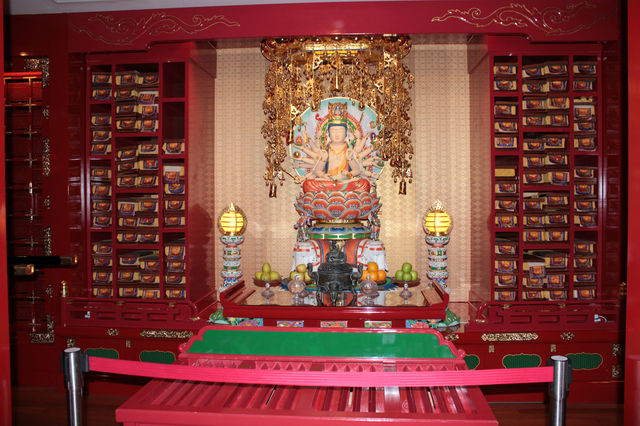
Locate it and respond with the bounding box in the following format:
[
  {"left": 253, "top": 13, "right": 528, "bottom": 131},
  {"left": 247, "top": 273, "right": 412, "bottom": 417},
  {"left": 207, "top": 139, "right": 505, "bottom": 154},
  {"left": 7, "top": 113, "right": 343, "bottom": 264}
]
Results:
[{"left": 62, "top": 43, "right": 218, "bottom": 329}]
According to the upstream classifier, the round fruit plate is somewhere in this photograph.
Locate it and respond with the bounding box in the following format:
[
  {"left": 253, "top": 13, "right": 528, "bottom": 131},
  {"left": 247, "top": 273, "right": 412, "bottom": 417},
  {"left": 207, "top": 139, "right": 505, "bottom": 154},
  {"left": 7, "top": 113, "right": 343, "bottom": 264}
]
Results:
[
  {"left": 252, "top": 277, "right": 283, "bottom": 288},
  {"left": 358, "top": 278, "right": 389, "bottom": 287},
  {"left": 280, "top": 278, "right": 316, "bottom": 290},
  {"left": 391, "top": 278, "right": 421, "bottom": 288}
]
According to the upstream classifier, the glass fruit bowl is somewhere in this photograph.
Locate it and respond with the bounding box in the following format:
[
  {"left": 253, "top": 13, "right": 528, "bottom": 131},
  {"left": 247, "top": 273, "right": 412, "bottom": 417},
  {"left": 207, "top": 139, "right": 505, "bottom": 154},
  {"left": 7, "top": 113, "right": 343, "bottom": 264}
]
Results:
[
  {"left": 252, "top": 277, "right": 282, "bottom": 288},
  {"left": 391, "top": 278, "right": 421, "bottom": 288}
]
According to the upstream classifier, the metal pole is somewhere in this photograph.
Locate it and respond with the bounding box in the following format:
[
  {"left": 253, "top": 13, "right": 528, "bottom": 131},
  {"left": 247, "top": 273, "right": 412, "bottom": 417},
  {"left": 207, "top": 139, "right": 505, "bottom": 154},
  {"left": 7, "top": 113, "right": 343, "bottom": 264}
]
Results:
[
  {"left": 62, "top": 347, "right": 85, "bottom": 426},
  {"left": 549, "top": 355, "right": 572, "bottom": 426}
]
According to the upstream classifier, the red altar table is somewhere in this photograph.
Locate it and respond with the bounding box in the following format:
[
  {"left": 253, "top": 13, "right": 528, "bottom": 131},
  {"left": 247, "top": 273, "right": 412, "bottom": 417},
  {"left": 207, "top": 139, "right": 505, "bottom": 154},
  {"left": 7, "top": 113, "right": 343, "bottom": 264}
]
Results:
[
  {"left": 219, "top": 280, "right": 450, "bottom": 328},
  {"left": 115, "top": 326, "right": 497, "bottom": 425}
]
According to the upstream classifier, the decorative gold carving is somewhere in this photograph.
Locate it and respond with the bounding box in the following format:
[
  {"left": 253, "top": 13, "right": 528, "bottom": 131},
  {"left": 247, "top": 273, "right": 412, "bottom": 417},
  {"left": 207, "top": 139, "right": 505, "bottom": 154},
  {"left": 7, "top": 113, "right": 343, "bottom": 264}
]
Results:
[
  {"left": 24, "top": 57, "right": 50, "bottom": 87},
  {"left": 45, "top": 284, "right": 53, "bottom": 298},
  {"left": 66, "top": 338, "right": 75, "bottom": 348},
  {"left": 30, "top": 315, "right": 54, "bottom": 344},
  {"left": 612, "top": 365, "right": 622, "bottom": 379},
  {"left": 261, "top": 36, "right": 415, "bottom": 193},
  {"left": 431, "top": 2, "right": 610, "bottom": 36},
  {"left": 61, "top": 281, "right": 67, "bottom": 298},
  {"left": 107, "top": 328, "right": 120, "bottom": 336},
  {"left": 43, "top": 226, "right": 52, "bottom": 256},
  {"left": 612, "top": 343, "right": 622, "bottom": 358},
  {"left": 125, "top": 340, "right": 131, "bottom": 348},
  {"left": 140, "top": 330, "right": 193, "bottom": 339},
  {"left": 488, "top": 345, "right": 495, "bottom": 353},
  {"left": 445, "top": 334, "right": 459, "bottom": 342},
  {"left": 72, "top": 13, "right": 240, "bottom": 46},
  {"left": 481, "top": 332, "right": 539, "bottom": 342},
  {"left": 44, "top": 196, "right": 51, "bottom": 209},
  {"left": 550, "top": 344, "right": 557, "bottom": 353},
  {"left": 560, "top": 331, "right": 575, "bottom": 341},
  {"left": 42, "top": 138, "right": 51, "bottom": 177},
  {"left": 42, "top": 106, "right": 50, "bottom": 119}
]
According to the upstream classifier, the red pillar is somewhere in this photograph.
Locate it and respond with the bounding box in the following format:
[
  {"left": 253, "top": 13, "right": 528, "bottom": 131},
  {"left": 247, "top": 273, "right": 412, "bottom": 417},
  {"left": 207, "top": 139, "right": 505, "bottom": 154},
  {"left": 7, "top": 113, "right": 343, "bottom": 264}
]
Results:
[
  {"left": 626, "top": 0, "right": 640, "bottom": 424},
  {"left": 0, "top": 0, "right": 12, "bottom": 423}
]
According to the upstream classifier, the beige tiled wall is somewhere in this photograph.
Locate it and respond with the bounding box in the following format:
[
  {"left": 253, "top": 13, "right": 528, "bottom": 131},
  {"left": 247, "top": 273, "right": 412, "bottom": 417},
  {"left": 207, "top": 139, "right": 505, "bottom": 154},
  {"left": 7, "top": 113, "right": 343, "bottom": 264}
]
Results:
[{"left": 213, "top": 38, "right": 490, "bottom": 302}]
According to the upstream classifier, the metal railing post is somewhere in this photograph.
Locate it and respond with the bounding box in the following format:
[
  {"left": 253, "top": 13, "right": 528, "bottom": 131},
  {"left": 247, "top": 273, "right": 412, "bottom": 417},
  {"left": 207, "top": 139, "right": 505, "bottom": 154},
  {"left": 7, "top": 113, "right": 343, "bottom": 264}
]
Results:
[
  {"left": 62, "top": 347, "right": 87, "bottom": 426},
  {"left": 548, "top": 355, "right": 572, "bottom": 426}
]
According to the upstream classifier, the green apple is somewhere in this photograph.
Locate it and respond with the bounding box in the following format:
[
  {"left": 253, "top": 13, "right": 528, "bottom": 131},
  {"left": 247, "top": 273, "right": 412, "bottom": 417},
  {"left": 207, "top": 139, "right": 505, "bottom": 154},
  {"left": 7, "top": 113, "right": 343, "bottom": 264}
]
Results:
[
  {"left": 395, "top": 270, "right": 404, "bottom": 280},
  {"left": 402, "top": 271, "right": 413, "bottom": 281},
  {"left": 304, "top": 272, "right": 311, "bottom": 282},
  {"left": 296, "top": 264, "right": 307, "bottom": 273},
  {"left": 410, "top": 270, "right": 418, "bottom": 281},
  {"left": 401, "top": 262, "right": 412, "bottom": 273},
  {"left": 262, "top": 262, "right": 271, "bottom": 273},
  {"left": 269, "top": 271, "right": 280, "bottom": 281},
  {"left": 290, "top": 271, "right": 301, "bottom": 281},
  {"left": 254, "top": 271, "right": 262, "bottom": 280}
]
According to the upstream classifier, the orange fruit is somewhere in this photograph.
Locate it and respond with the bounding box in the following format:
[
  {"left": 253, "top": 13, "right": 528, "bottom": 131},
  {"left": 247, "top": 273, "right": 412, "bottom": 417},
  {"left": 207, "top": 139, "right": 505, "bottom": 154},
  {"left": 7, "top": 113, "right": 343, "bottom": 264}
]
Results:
[
  {"left": 367, "top": 262, "right": 378, "bottom": 272},
  {"left": 377, "top": 270, "right": 386, "bottom": 281},
  {"left": 361, "top": 270, "right": 370, "bottom": 280}
]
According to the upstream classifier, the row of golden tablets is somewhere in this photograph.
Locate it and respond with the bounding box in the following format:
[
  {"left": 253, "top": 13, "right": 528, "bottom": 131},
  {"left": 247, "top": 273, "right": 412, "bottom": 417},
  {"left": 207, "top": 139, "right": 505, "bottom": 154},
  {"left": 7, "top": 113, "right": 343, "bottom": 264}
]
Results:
[
  {"left": 493, "top": 61, "right": 596, "bottom": 78},
  {"left": 494, "top": 290, "right": 517, "bottom": 301},
  {"left": 91, "top": 88, "right": 158, "bottom": 102},
  {"left": 523, "top": 229, "right": 569, "bottom": 242},
  {"left": 495, "top": 97, "right": 570, "bottom": 115},
  {"left": 523, "top": 171, "right": 570, "bottom": 186},
  {"left": 522, "top": 272, "right": 567, "bottom": 289},
  {"left": 116, "top": 271, "right": 186, "bottom": 286},
  {"left": 494, "top": 77, "right": 596, "bottom": 93},
  {"left": 522, "top": 290, "right": 567, "bottom": 301},
  {"left": 114, "top": 118, "right": 158, "bottom": 133},
  {"left": 494, "top": 134, "right": 597, "bottom": 151},
  {"left": 91, "top": 71, "right": 159, "bottom": 87},
  {"left": 523, "top": 192, "right": 570, "bottom": 209},
  {"left": 523, "top": 153, "right": 568, "bottom": 166},
  {"left": 106, "top": 211, "right": 184, "bottom": 230},
  {"left": 573, "top": 287, "right": 596, "bottom": 300},
  {"left": 118, "top": 287, "right": 160, "bottom": 298}
]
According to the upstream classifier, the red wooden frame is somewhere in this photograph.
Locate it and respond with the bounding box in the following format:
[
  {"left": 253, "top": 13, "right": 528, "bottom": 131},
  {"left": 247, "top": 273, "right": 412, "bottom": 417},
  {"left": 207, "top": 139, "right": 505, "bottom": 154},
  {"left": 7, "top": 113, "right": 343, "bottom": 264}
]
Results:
[
  {"left": 626, "top": 1, "right": 640, "bottom": 423},
  {"left": 0, "top": 0, "right": 11, "bottom": 423},
  {"left": 64, "top": 0, "right": 620, "bottom": 53},
  {"left": 0, "top": 0, "right": 626, "bottom": 403}
]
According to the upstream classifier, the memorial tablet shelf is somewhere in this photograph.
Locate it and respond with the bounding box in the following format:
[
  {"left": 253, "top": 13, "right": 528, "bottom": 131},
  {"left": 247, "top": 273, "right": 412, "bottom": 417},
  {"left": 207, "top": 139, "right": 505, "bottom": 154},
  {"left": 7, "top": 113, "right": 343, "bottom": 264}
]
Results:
[
  {"left": 491, "top": 42, "right": 603, "bottom": 304},
  {"left": 65, "top": 44, "right": 216, "bottom": 328}
]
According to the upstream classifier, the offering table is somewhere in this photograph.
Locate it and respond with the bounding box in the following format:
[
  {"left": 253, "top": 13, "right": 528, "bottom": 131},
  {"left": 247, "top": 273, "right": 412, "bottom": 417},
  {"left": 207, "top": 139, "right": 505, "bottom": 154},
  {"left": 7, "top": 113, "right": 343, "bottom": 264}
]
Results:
[{"left": 219, "top": 280, "right": 450, "bottom": 328}]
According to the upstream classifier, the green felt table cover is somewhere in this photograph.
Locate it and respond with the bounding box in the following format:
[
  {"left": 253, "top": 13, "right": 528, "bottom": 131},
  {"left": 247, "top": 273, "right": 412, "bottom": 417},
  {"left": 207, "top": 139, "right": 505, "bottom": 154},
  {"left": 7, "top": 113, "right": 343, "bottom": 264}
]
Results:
[{"left": 187, "top": 329, "right": 455, "bottom": 359}]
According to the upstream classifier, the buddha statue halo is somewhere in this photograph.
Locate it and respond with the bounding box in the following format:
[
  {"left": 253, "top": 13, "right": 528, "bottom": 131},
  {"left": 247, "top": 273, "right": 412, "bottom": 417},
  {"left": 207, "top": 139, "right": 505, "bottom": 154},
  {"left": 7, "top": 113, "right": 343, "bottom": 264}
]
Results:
[{"left": 261, "top": 35, "right": 414, "bottom": 195}]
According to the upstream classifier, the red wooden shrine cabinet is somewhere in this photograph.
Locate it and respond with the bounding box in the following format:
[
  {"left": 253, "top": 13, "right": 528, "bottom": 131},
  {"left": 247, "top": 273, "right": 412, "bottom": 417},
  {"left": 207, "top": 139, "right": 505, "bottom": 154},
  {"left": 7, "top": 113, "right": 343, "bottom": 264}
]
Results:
[{"left": 4, "top": 0, "right": 625, "bottom": 404}]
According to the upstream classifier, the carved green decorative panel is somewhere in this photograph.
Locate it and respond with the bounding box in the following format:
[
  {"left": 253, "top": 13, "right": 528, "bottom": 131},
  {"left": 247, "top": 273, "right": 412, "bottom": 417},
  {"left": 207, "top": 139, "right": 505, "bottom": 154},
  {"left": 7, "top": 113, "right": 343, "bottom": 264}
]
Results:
[
  {"left": 566, "top": 353, "right": 603, "bottom": 370},
  {"left": 139, "top": 350, "right": 176, "bottom": 364},
  {"left": 465, "top": 354, "right": 480, "bottom": 370},
  {"left": 85, "top": 348, "right": 119, "bottom": 359},
  {"left": 502, "top": 354, "right": 541, "bottom": 368}
]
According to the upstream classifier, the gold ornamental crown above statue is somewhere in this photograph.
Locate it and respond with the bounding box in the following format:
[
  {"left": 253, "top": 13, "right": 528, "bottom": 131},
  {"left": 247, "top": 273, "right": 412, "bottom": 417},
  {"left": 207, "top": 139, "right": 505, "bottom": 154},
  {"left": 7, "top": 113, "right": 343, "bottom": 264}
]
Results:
[
  {"left": 261, "top": 35, "right": 415, "bottom": 195},
  {"left": 327, "top": 102, "right": 349, "bottom": 126}
]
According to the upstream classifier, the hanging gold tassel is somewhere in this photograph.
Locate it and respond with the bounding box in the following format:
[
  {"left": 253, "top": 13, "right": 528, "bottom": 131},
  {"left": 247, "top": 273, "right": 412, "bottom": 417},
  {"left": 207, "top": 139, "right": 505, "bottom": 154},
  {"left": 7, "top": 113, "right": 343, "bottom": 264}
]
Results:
[{"left": 269, "top": 182, "right": 278, "bottom": 198}]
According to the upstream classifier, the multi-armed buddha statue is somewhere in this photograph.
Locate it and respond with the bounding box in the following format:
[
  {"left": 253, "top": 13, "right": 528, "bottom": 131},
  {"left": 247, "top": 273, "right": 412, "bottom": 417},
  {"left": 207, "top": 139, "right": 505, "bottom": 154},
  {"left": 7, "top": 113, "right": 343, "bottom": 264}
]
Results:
[
  {"left": 260, "top": 36, "right": 415, "bottom": 283},
  {"left": 290, "top": 98, "right": 387, "bottom": 274}
]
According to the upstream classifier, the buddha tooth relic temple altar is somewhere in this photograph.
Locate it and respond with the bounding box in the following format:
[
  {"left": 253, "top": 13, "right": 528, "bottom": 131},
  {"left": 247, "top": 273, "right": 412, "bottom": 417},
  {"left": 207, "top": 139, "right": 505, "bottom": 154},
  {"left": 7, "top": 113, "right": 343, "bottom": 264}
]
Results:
[{"left": 1, "top": 0, "right": 639, "bottom": 423}]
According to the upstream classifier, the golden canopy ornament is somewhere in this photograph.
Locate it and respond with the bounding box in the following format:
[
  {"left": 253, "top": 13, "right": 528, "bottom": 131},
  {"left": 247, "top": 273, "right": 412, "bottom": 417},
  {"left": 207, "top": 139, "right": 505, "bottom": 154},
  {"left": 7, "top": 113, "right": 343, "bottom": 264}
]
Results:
[{"left": 260, "top": 35, "right": 415, "bottom": 195}]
